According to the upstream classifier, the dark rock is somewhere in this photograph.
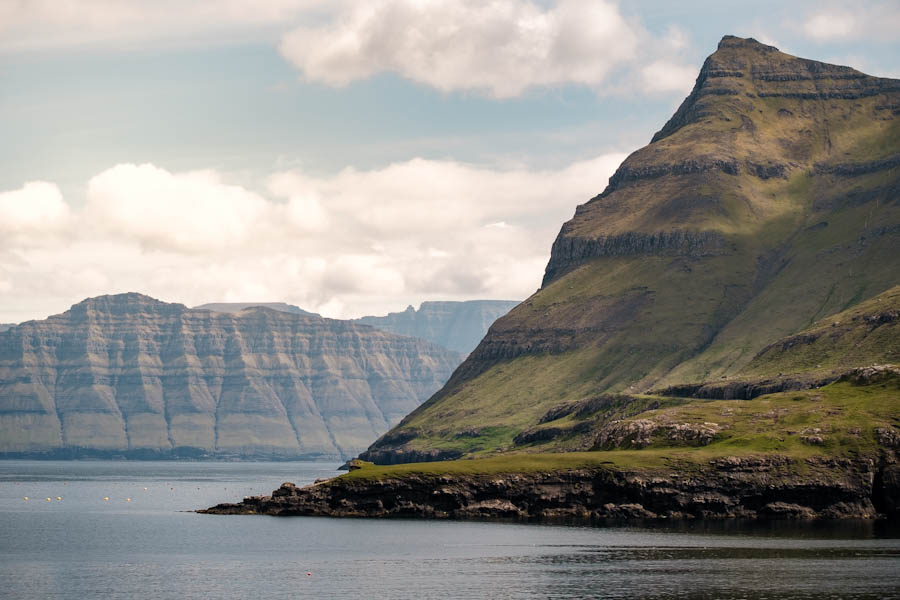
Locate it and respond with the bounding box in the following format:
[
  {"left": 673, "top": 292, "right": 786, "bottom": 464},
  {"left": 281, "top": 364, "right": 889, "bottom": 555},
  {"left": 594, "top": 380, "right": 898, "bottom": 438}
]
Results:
[
  {"left": 543, "top": 230, "right": 729, "bottom": 285},
  {"left": 358, "top": 447, "right": 463, "bottom": 465},
  {"left": 814, "top": 154, "right": 900, "bottom": 177},
  {"left": 200, "top": 455, "right": 889, "bottom": 521}
]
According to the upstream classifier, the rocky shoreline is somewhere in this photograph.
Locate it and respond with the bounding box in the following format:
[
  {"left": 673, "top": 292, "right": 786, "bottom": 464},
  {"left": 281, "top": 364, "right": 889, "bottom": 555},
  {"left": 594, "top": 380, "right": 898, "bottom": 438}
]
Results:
[{"left": 200, "top": 455, "right": 899, "bottom": 521}]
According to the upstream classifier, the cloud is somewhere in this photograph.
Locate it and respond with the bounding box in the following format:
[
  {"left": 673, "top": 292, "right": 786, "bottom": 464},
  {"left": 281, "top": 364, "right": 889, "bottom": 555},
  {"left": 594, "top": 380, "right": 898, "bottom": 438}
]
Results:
[
  {"left": 86, "top": 164, "right": 273, "bottom": 253},
  {"left": 1, "top": 0, "right": 698, "bottom": 97},
  {"left": 0, "top": 154, "right": 625, "bottom": 323},
  {"left": 0, "top": 181, "right": 71, "bottom": 244},
  {"left": 279, "top": 0, "right": 695, "bottom": 98},
  {"left": 0, "top": 0, "right": 338, "bottom": 51},
  {"left": 639, "top": 61, "right": 698, "bottom": 94},
  {"left": 800, "top": 3, "right": 900, "bottom": 42}
]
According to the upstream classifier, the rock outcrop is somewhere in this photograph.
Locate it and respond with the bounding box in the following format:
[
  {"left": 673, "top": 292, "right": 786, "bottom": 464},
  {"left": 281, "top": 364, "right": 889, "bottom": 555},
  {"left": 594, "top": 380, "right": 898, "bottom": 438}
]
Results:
[
  {"left": 0, "top": 293, "right": 461, "bottom": 459},
  {"left": 201, "top": 455, "right": 897, "bottom": 520},
  {"left": 354, "top": 300, "right": 519, "bottom": 355}
]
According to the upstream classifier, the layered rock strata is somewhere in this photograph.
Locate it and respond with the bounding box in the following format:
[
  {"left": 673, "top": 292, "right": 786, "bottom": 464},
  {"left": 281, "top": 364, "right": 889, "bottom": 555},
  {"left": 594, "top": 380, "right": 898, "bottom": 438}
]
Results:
[{"left": 0, "top": 293, "right": 461, "bottom": 459}]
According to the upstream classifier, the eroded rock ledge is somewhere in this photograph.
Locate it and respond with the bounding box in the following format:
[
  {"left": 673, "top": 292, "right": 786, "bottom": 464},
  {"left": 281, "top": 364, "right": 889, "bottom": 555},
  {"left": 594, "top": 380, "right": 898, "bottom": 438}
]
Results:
[
  {"left": 657, "top": 365, "right": 900, "bottom": 401},
  {"left": 543, "top": 230, "right": 729, "bottom": 285},
  {"left": 200, "top": 456, "right": 899, "bottom": 521}
]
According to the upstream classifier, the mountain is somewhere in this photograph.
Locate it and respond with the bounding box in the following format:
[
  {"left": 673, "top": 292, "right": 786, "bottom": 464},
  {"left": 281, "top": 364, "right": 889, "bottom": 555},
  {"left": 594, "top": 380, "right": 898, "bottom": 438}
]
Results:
[
  {"left": 194, "top": 302, "right": 320, "bottom": 317},
  {"left": 205, "top": 273, "right": 900, "bottom": 520},
  {"left": 360, "top": 35, "right": 900, "bottom": 464},
  {"left": 354, "top": 300, "right": 519, "bottom": 355},
  {"left": 0, "top": 324, "right": 13, "bottom": 333},
  {"left": 204, "top": 274, "right": 900, "bottom": 522},
  {"left": 0, "top": 293, "right": 461, "bottom": 459},
  {"left": 202, "top": 37, "right": 899, "bottom": 521}
]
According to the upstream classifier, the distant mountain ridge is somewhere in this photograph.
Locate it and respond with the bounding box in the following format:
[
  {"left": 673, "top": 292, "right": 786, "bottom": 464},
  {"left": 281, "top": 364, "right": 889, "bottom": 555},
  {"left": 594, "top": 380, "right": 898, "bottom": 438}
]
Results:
[
  {"left": 197, "top": 299, "right": 519, "bottom": 355},
  {"left": 0, "top": 293, "right": 461, "bottom": 459},
  {"left": 194, "top": 302, "right": 320, "bottom": 317},
  {"left": 354, "top": 300, "right": 519, "bottom": 355}
]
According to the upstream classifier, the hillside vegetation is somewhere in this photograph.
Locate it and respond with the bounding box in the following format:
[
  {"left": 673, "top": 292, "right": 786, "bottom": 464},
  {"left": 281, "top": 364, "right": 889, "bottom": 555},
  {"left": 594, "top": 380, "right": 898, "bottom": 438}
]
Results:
[{"left": 361, "top": 36, "right": 900, "bottom": 464}]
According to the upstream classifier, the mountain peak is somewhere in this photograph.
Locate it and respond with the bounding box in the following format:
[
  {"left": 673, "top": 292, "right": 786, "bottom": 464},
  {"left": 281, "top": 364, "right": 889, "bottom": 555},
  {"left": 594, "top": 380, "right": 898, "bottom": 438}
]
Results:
[
  {"left": 715, "top": 34, "right": 778, "bottom": 53},
  {"left": 72, "top": 292, "right": 177, "bottom": 311},
  {"left": 648, "top": 36, "right": 893, "bottom": 145},
  {"left": 193, "top": 302, "right": 319, "bottom": 317}
]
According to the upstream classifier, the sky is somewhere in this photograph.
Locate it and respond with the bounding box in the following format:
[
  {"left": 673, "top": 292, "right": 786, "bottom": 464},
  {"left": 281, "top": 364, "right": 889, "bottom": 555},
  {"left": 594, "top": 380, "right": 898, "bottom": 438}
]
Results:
[{"left": 1, "top": 0, "right": 899, "bottom": 323}]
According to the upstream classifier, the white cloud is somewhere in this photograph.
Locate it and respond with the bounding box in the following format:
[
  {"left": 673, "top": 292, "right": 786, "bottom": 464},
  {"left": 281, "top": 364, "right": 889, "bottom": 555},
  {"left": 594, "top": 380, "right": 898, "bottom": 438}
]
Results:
[
  {"left": 0, "top": 154, "right": 625, "bottom": 323},
  {"left": 0, "top": 181, "right": 71, "bottom": 243},
  {"left": 86, "top": 164, "right": 273, "bottom": 253},
  {"left": 801, "top": 3, "right": 900, "bottom": 42},
  {"left": 0, "top": 0, "right": 338, "bottom": 51},
  {"left": 802, "top": 13, "right": 855, "bottom": 40},
  {"left": 639, "top": 61, "right": 698, "bottom": 94},
  {"left": 0, "top": 0, "right": 698, "bottom": 97},
  {"left": 279, "top": 0, "right": 695, "bottom": 98}
]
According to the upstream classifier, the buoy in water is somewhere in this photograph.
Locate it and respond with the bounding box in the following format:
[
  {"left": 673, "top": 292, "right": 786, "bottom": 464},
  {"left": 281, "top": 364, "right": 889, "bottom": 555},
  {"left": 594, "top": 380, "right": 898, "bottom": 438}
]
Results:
[
  {"left": 23, "top": 497, "right": 28, "bottom": 501},
  {"left": 56, "top": 496, "right": 61, "bottom": 501},
  {"left": 143, "top": 487, "right": 148, "bottom": 491},
  {"left": 104, "top": 497, "right": 109, "bottom": 501},
  {"left": 126, "top": 498, "right": 131, "bottom": 502},
  {"left": 46, "top": 498, "right": 51, "bottom": 502},
  {"left": 307, "top": 572, "right": 312, "bottom": 577}
]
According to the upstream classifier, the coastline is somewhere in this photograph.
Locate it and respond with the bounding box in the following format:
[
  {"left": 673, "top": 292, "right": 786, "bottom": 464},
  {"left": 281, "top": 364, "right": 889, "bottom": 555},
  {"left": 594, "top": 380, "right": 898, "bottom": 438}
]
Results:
[{"left": 200, "top": 453, "right": 900, "bottom": 521}]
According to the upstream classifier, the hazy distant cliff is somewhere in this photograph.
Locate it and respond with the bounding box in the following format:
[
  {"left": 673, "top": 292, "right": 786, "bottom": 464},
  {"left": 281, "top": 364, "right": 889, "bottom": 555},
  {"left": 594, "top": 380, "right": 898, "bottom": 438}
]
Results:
[
  {"left": 355, "top": 300, "right": 519, "bottom": 355},
  {"left": 0, "top": 293, "right": 461, "bottom": 459},
  {"left": 193, "top": 302, "right": 320, "bottom": 317}
]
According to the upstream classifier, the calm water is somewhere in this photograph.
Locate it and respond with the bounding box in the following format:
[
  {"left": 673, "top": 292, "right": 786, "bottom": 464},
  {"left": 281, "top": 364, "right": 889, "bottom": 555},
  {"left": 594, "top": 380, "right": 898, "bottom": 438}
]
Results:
[{"left": 0, "top": 461, "right": 898, "bottom": 599}]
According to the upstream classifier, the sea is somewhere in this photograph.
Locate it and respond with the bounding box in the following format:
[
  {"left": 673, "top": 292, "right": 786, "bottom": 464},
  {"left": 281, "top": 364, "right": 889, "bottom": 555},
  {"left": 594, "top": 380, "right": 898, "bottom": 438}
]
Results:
[{"left": 0, "top": 460, "right": 898, "bottom": 599}]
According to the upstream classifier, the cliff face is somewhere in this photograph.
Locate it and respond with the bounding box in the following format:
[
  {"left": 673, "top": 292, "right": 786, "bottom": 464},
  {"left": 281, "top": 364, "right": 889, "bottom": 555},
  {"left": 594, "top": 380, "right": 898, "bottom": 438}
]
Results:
[
  {"left": 354, "top": 300, "right": 519, "bottom": 355},
  {"left": 0, "top": 293, "right": 461, "bottom": 459},
  {"left": 362, "top": 36, "right": 900, "bottom": 462}
]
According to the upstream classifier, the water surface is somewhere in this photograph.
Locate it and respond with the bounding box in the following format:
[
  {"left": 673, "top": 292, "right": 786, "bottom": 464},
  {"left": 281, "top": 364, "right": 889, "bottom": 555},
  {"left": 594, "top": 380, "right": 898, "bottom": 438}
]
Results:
[{"left": 1, "top": 460, "right": 898, "bottom": 599}]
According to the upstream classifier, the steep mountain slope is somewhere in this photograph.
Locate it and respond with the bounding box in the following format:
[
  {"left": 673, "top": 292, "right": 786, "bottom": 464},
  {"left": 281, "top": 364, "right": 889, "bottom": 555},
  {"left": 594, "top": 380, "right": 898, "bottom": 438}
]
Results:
[
  {"left": 503, "top": 285, "right": 900, "bottom": 456},
  {"left": 0, "top": 293, "right": 461, "bottom": 459},
  {"left": 361, "top": 36, "right": 900, "bottom": 463},
  {"left": 0, "top": 325, "right": 13, "bottom": 333},
  {"left": 354, "top": 300, "right": 519, "bottom": 354},
  {"left": 194, "top": 302, "right": 319, "bottom": 317}
]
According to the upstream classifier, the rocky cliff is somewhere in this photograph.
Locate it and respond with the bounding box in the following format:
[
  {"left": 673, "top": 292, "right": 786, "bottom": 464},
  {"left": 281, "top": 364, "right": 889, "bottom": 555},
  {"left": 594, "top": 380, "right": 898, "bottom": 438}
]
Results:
[
  {"left": 0, "top": 293, "right": 461, "bottom": 459},
  {"left": 354, "top": 300, "right": 519, "bottom": 355},
  {"left": 361, "top": 36, "right": 900, "bottom": 463},
  {"left": 202, "top": 454, "right": 898, "bottom": 521}
]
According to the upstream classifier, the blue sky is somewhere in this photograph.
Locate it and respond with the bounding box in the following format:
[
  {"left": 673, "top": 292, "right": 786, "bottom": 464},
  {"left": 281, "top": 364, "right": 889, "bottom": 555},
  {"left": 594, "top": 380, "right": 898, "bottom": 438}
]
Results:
[{"left": 1, "top": 0, "right": 898, "bottom": 323}]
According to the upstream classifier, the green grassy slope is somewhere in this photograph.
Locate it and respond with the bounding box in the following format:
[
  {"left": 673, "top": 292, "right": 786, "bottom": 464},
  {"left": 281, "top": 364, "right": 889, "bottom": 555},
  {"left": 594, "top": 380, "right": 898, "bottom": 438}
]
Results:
[
  {"left": 344, "top": 371, "right": 898, "bottom": 482},
  {"left": 360, "top": 36, "right": 900, "bottom": 463}
]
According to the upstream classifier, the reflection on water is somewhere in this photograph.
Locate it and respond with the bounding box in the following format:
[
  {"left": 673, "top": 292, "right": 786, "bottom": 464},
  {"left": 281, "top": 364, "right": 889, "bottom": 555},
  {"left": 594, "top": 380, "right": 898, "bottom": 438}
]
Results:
[{"left": 0, "top": 461, "right": 897, "bottom": 600}]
